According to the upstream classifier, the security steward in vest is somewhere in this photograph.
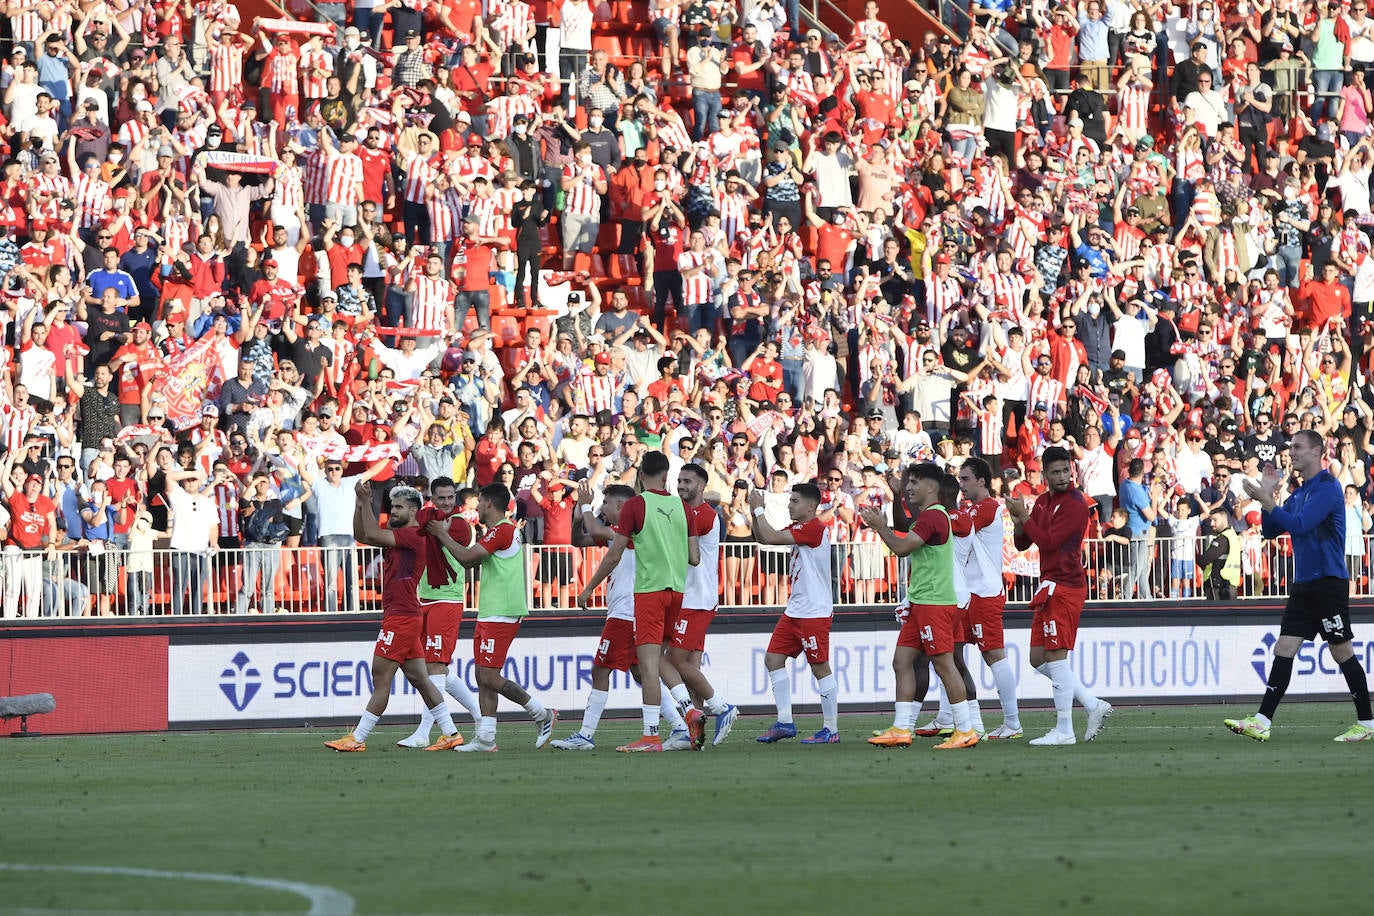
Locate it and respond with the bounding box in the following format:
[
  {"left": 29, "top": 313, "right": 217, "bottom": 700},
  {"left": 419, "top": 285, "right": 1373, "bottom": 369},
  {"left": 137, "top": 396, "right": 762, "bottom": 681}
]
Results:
[{"left": 1197, "top": 507, "right": 1241, "bottom": 600}]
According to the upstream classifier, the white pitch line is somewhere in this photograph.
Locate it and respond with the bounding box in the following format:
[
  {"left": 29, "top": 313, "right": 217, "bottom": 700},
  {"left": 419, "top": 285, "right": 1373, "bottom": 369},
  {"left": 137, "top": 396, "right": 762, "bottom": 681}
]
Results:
[{"left": 0, "top": 864, "right": 354, "bottom": 915}]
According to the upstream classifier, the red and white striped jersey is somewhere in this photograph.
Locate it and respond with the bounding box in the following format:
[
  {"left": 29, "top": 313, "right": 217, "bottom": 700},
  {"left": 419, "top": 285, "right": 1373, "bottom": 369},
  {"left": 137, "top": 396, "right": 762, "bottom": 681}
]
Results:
[
  {"left": 714, "top": 189, "right": 750, "bottom": 244},
  {"left": 1028, "top": 374, "right": 1066, "bottom": 419},
  {"left": 164, "top": 214, "right": 192, "bottom": 257},
  {"left": 1192, "top": 192, "right": 1219, "bottom": 232},
  {"left": 117, "top": 118, "right": 149, "bottom": 153},
  {"left": 492, "top": 186, "right": 519, "bottom": 232},
  {"left": 74, "top": 175, "right": 112, "bottom": 230},
  {"left": 575, "top": 368, "right": 617, "bottom": 415},
  {"left": 1177, "top": 148, "right": 1205, "bottom": 182},
  {"left": 468, "top": 194, "right": 500, "bottom": 237},
  {"left": 299, "top": 47, "right": 333, "bottom": 99},
  {"left": 303, "top": 149, "right": 329, "bottom": 206},
  {"left": 209, "top": 38, "right": 245, "bottom": 94},
  {"left": 986, "top": 271, "right": 1027, "bottom": 315},
  {"left": 29, "top": 170, "right": 72, "bottom": 201},
  {"left": 214, "top": 482, "right": 240, "bottom": 538},
  {"left": 324, "top": 150, "right": 363, "bottom": 207},
  {"left": 975, "top": 407, "right": 1004, "bottom": 456},
  {"left": 190, "top": 426, "right": 228, "bottom": 473},
  {"left": 677, "top": 250, "right": 710, "bottom": 305},
  {"left": 653, "top": 112, "right": 692, "bottom": 154},
  {"left": 325, "top": 337, "right": 355, "bottom": 387},
  {"left": 649, "top": 0, "right": 681, "bottom": 25},
  {"left": 10, "top": 0, "right": 45, "bottom": 43},
  {"left": 925, "top": 273, "right": 962, "bottom": 326},
  {"left": 486, "top": 92, "right": 539, "bottom": 140},
  {"left": 1211, "top": 228, "right": 1239, "bottom": 281},
  {"left": 426, "top": 185, "right": 462, "bottom": 242},
  {"left": 1, "top": 402, "right": 36, "bottom": 454},
  {"left": 1114, "top": 224, "right": 1144, "bottom": 261},
  {"left": 561, "top": 163, "right": 604, "bottom": 216},
  {"left": 410, "top": 274, "right": 454, "bottom": 332},
  {"left": 403, "top": 152, "right": 441, "bottom": 204},
  {"left": 1118, "top": 81, "right": 1150, "bottom": 134},
  {"left": 492, "top": 0, "right": 535, "bottom": 52},
  {"left": 265, "top": 48, "right": 300, "bottom": 95},
  {"left": 273, "top": 164, "right": 304, "bottom": 212},
  {"left": 1170, "top": 279, "right": 1209, "bottom": 307},
  {"left": 450, "top": 153, "right": 495, "bottom": 184}
]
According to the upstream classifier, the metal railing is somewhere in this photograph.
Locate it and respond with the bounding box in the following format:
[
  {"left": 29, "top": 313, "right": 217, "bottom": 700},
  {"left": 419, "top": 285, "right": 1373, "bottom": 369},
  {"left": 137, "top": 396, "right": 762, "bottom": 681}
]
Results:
[{"left": 0, "top": 533, "right": 1348, "bottom": 620}]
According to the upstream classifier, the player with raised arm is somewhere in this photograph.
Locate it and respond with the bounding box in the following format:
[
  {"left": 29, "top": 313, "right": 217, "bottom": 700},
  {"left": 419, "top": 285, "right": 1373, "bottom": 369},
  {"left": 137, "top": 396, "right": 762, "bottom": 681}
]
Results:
[
  {"left": 862, "top": 463, "right": 980, "bottom": 750},
  {"left": 397, "top": 477, "right": 485, "bottom": 748},
  {"left": 667, "top": 463, "right": 740, "bottom": 748},
  {"left": 751, "top": 482, "right": 842, "bottom": 745},
  {"left": 552, "top": 482, "right": 692, "bottom": 750},
  {"left": 1006, "top": 445, "right": 1113, "bottom": 746},
  {"left": 426, "top": 483, "right": 559, "bottom": 753},
  {"left": 953, "top": 458, "right": 1023, "bottom": 740},
  {"left": 324, "top": 482, "right": 466, "bottom": 753},
  {"left": 1226, "top": 429, "right": 1374, "bottom": 742},
  {"left": 577, "top": 451, "right": 700, "bottom": 753}
]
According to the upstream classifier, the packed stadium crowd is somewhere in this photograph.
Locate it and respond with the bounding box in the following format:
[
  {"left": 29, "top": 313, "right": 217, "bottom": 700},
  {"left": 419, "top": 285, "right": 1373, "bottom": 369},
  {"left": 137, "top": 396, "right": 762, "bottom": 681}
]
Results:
[{"left": 2, "top": 0, "right": 1374, "bottom": 619}]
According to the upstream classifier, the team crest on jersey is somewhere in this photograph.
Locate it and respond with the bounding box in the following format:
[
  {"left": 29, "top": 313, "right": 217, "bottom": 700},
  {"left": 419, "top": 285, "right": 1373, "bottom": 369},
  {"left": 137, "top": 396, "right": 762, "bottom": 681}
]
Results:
[{"left": 378, "top": 629, "right": 394, "bottom": 646}]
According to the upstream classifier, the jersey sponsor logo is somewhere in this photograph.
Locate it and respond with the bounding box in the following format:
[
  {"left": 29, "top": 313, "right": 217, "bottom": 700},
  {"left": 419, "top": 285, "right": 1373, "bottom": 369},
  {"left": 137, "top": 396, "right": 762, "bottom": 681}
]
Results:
[
  {"left": 218, "top": 651, "right": 262, "bottom": 712},
  {"left": 800, "top": 635, "right": 818, "bottom": 652},
  {"left": 919, "top": 625, "right": 933, "bottom": 643},
  {"left": 425, "top": 635, "right": 444, "bottom": 651},
  {"left": 1321, "top": 616, "right": 1346, "bottom": 635},
  {"left": 480, "top": 637, "right": 496, "bottom": 656},
  {"left": 597, "top": 638, "right": 610, "bottom": 656},
  {"left": 674, "top": 618, "right": 689, "bottom": 634},
  {"left": 377, "top": 628, "right": 394, "bottom": 647},
  {"left": 972, "top": 623, "right": 984, "bottom": 640},
  {"left": 1043, "top": 620, "right": 1058, "bottom": 638}
]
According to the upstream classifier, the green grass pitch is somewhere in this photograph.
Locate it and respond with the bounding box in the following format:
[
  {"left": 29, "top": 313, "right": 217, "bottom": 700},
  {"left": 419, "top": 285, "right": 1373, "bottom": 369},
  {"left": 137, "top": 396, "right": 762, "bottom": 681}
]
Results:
[{"left": 2, "top": 705, "right": 1371, "bottom": 915}]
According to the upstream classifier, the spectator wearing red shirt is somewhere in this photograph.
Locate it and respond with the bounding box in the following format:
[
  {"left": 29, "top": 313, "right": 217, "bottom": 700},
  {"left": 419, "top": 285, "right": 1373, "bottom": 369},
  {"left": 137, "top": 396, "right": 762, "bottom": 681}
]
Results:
[
  {"left": 744, "top": 340, "right": 785, "bottom": 404},
  {"left": 532, "top": 469, "right": 577, "bottom": 606},
  {"left": 473, "top": 420, "right": 518, "bottom": 488},
  {"left": 1303, "top": 261, "right": 1353, "bottom": 330},
  {"left": 4, "top": 475, "right": 56, "bottom": 619},
  {"left": 107, "top": 321, "right": 163, "bottom": 425},
  {"left": 451, "top": 218, "right": 504, "bottom": 333}
]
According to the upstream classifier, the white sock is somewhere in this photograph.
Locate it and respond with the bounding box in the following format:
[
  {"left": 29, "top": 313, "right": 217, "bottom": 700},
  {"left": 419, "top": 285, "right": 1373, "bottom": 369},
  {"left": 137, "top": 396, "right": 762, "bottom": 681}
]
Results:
[
  {"left": 445, "top": 670, "right": 482, "bottom": 721},
  {"left": 478, "top": 715, "right": 497, "bottom": 742},
  {"left": 990, "top": 658, "right": 1021, "bottom": 729},
  {"left": 1063, "top": 662, "right": 1102, "bottom": 710},
  {"left": 1042, "top": 661, "right": 1075, "bottom": 734},
  {"left": 659, "top": 693, "right": 686, "bottom": 732},
  {"left": 703, "top": 694, "right": 727, "bottom": 715},
  {"left": 642, "top": 704, "right": 660, "bottom": 737},
  {"left": 669, "top": 683, "right": 692, "bottom": 714},
  {"left": 968, "top": 698, "right": 984, "bottom": 734},
  {"left": 817, "top": 674, "right": 838, "bottom": 732},
  {"left": 893, "top": 700, "right": 914, "bottom": 730},
  {"left": 769, "top": 668, "right": 793, "bottom": 724},
  {"left": 523, "top": 697, "right": 546, "bottom": 720},
  {"left": 430, "top": 702, "right": 457, "bottom": 737},
  {"left": 1254, "top": 712, "right": 1272, "bottom": 728},
  {"left": 581, "top": 688, "right": 609, "bottom": 738},
  {"left": 935, "top": 679, "right": 952, "bottom": 725},
  {"left": 353, "top": 710, "right": 380, "bottom": 743},
  {"left": 410, "top": 684, "right": 437, "bottom": 738},
  {"left": 950, "top": 699, "right": 971, "bottom": 733}
]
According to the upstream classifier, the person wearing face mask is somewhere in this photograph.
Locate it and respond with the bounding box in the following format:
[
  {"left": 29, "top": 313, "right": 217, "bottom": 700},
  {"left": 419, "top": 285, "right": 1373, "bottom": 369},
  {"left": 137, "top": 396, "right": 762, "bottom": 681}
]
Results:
[
  {"left": 511, "top": 180, "right": 547, "bottom": 309},
  {"left": 505, "top": 113, "right": 543, "bottom": 183},
  {"left": 580, "top": 105, "right": 622, "bottom": 173},
  {"left": 609, "top": 146, "right": 652, "bottom": 258},
  {"left": 686, "top": 31, "right": 728, "bottom": 140}
]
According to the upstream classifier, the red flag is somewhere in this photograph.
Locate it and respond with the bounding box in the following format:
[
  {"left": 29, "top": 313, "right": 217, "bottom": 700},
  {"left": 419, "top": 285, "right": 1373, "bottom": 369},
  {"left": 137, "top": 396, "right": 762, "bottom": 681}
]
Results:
[
  {"left": 158, "top": 337, "right": 226, "bottom": 431},
  {"left": 1075, "top": 384, "right": 1110, "bottom": 417}
]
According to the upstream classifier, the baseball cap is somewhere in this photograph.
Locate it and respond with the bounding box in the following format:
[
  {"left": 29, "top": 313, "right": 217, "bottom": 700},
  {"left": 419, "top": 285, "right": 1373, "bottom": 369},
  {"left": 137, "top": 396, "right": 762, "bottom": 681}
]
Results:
[
  {"left": 594, "top": 352, "right": 611, "bottom": 365},
  {"left": 866, "top": 408, "right": 883, "bottom": 419},
  {"left": 133, "top": 321, "right": 152, "bottom": 332},
  {"left": 157, "top": 145, "right": 174, "bottom": 158},
  {"left": 135, "top": 100, "right": 153, "bottom": 113},
  {"left": 25, "top": 473, "right": 42, "bottom": 486},
  {"left": 466, "top": 134, "right": 482, "bottom": 146},
  {"left": 261, "top": 257, "right": 278, "bottom": 267},
  {"left": 1033, "top": 401, "right": 1048, "bottom": 412},
  {"left": 1139, "top": 395, "right": 1155, "bottom": 408},
  {"left": 1024, "top": 458, "right": 1041, "bottom": 471},
  {"left": 202, "top": 404, "right": 220, "bottom": 417}
]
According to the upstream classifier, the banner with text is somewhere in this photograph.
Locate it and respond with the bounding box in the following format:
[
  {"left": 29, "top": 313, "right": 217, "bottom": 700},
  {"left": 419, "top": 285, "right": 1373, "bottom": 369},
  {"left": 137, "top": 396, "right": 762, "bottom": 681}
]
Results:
[{"left": 167, "top": 624, "right": 1374, "bottom": 727}]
